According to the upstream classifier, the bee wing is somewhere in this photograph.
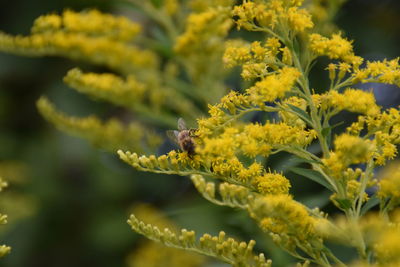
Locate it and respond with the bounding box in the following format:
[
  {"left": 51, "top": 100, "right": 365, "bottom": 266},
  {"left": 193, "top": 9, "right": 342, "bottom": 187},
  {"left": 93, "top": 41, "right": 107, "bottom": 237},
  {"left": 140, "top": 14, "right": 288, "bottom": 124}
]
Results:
[
  {"left": 166, "top": 130, "right": 180, "bottom": 145},
  {"left": 177, "top": 118, "right": 187, "bottom": 131}
]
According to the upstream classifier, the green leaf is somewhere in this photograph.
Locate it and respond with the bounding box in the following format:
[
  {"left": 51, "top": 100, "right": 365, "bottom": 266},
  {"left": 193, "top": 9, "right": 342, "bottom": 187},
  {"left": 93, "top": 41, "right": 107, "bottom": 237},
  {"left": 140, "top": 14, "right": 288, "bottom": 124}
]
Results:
[
  {"left": 322, "top": 126, "right": 332, "bottom": 147},
  {"left": 290, "top": 167, "right": 334, "bottom": 192},
  {"left": 335, "top": 198, "right": 352, "bottom": 210},
  {"left": 360, "top": 196, "right": 380, "bottom": 216},
  {"left": 321, "top": 126, "right": 331, "bottom": 138},
  {"left": 322, "top": 121, "right": 344, "bottom": 146},
  {"left": 280, "top": 155, "right": 320, "bottom": 173},
  {"left": 301, "top": 191, "right": 331, "bottom": 208},
  {"left": 287, "top": 104, "right": 313, "bottom": 127}
]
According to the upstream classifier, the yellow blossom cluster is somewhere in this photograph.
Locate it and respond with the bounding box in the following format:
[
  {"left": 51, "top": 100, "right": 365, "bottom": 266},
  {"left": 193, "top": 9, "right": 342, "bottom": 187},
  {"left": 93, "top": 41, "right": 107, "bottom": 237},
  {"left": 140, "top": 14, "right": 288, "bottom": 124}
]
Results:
[
  {"left": 126, "top": 204, "right": 206, "bottom": 267},
  {"left": 223, "top": 36, "right": 298, "bottom": 81},
  {"left": 0, "top": 32, "right": 157, "bottom": 75},
  {"left": 63, "top": 68, "right": 196, "bottom": 120},
  {"left": 359, "top": 212, "right": 400, "bottom": 267},
  {"left": 377, "top": 162, "right": 400, "bottom": 209},
  {"left": 31, "top": 9, "right": 141, "bottom": 41},
  {"left": 128, "top": 213, "right": 272, "bottom": 267},
  {"left": 323, "top": 134, "right": 374, "bottom": 178},
  {"left": 0, "top": 10, "right": 157, "bottom": 74},
  {"left": 118, "top": 148, "right": 291, "bottom": 196},
  {"left": 232, "top": 0, "right": 313, "bottom": 34},
  {"left": 236, "top": 122, "right": 317, "bottom": 155},
  {"left": 346, "top": 109, "right": 400, "bottom": 165},
  {"left": 374, "top": 131, "right": 398, "bottom": 166},
  {"left": 174, "top": 7, "right": 232, "bottom": 55},
  {"left": 352, "top": 58, "right": 400, "bottom": 87},
  {"left": 3, "top": 1, "right": 400, "bottom": 266},
  {"left": 249, "top": 194, "right": 322, "bottom": 245},
  {"left": 309, "top": 33, "right": 363, "bottom": 67},
  {"left": 64, "top": 68, "right": 147, "bottom": 107},
  {"left": 223, "top": 37, "right": 283, "bottom": 79},
  {"left": 196, "top": 67, "right": 300, "bottom": 138},
  {"left": 312, "top": 88, "right": 381, "bottom": 116},
  {"left": 374, "top": 225, "right": 400, "bottom": 267},
  {"left": 170, "top": 2, "right": 234, "bottom": 102},
  {"left": 37, "top": 97, "right": 161, "bottom": 153},
  {"left": 248, "top": 67, "right": 301, "bottom": 104}
]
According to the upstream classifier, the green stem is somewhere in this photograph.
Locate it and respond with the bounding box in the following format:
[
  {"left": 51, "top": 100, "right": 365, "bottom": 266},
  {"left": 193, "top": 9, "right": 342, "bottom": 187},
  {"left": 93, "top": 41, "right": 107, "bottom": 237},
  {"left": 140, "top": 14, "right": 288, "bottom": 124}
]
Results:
[
  {"left": 355, "top": 159, "right": 375, "bottom": 217},
  {"left": 323, "top": 247, "right": 347, "bottom": 267},
  {"left": 332, "top": 77, "right": 353, "bottom": 91},
  {"left": 286, "top": 41, "right": 331, "bottom": 158}
]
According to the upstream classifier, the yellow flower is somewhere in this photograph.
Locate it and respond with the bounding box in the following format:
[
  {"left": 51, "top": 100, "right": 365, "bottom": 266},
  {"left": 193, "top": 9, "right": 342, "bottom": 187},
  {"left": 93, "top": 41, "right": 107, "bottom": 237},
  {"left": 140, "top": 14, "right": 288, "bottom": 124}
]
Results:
[
  {"left": 233, "top": 0, "right": 313, "bottom": 34},
  {"left": 253, "top": 173, "right": 291, "bottom": 195},
  {"left": 323, "top": 134, "right": 374, "bottom": 178},
  {"left": 250, "top": 194, "right": 320, "bottom": 242},
  {"left": 174, "top": 7, "right": 232, "bottom": 55},
  {"left": 329, "top": 88, "right": 380, "bottom": 116},
  {"left": 309, "top": 33, "right": 361, "bottom": 66},
  {"left": 32, "top": 9, "right": 141, "bottom": 41},
  {"left": 37, "top": 97, "right": 161, "bottom": 153},
  {"left": 378, "top": 161, "right": 400, "bottom": 206},
  {"left": 223, "top": 41, "right": 252, "bottom": 67},
  {"left": 232, "top": 2, "right": 276, "bottom": 30},
  {"left": 64, "top": 68, "right": 147, "bottom": 107},
  {"left": 247, "top": 67, "right": 301, "bottom": 104},
  {"left": 0, "top": 31, "right": 157, "bottom": 74},
  {"left": 352, "top": 58, "right": 400, "bottom": 87},
  {"left": 286, "top": 7, "right": 313, "bottom": 33}
]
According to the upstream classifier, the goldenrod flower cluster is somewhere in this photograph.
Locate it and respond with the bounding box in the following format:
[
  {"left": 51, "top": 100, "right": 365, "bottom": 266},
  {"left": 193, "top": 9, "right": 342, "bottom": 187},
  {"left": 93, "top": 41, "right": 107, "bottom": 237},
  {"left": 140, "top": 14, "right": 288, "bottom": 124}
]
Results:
[
  {"left": 309, "top": 33, "right": 362, "bottom": 67},
  {"left": 353, "top": 58, "right": 400, "bottom": 87},
  {"left": 174, "top": 7, "right": 232, "bottom": 55},
  {"left": 250, "top": 195, "right": 321, "bottom": 244},
  {"left": 313, "top": 88, "right": 380, "bottom": 116},
  {"left": 128, "top": 212, "right": 272, "bottom": 267},
  {"left": 323, "top": 134, "right": 374, "bottom": 178},
  {"left": 3, "top": 0, "right": 400, "bottom": 266},
  {"left": 126, "top": 204, "right": 206, "bottom": 267},
  {"left": 63, "top": 68, "right": 196, "bottom": 119},
  {"left": 377, "top": 162, "right": 400, "bottom": 210},
  {"left": 116, "top": 1, "right": 400, "bottom": 264},
  {"left": 0, "top": 10, "right": 156, "bottom": 74},
  {"left": 352, "top": 212, "right": 400, "bottom": 267},
  {"left": 233, "top": 0, "right": 313, "bottom": 34},
  {"left": 37, "top": 97, "right": 161, "bottom": 153},
  {"left": 32, "top": 9, "right": 141, "bottom": 41}
]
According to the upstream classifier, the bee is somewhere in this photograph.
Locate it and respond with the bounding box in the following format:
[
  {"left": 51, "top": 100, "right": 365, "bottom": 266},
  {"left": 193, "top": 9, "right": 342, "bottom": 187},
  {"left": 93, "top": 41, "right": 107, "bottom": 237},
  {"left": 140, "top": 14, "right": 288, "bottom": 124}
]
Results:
[{"left": 167, "top": 118, "right": 197, "bottom": 156}]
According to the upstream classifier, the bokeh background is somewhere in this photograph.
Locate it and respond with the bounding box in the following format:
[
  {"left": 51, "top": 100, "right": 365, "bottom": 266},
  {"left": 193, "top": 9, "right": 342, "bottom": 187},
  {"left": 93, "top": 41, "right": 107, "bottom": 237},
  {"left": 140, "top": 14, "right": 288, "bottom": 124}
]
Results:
[{"left": 0, "top": 1, "right": 399, "bottom": 266}]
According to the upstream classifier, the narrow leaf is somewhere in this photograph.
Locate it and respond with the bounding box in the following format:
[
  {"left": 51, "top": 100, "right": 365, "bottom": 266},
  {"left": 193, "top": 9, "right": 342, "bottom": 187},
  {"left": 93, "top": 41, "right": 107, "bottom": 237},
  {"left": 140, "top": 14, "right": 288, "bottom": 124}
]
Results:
[
  {"left": 360, "top": 196, "right": 380, "bottom": 216},
  {"left": 335, "top": 198, "right": 352, "bottom": 210},
  {"left": 287, "top": 104, "right": 313, "bottom": 126},
  {"left": 322, "top": 121, "right": 344, "bottom": 146},
  {"left": 290, "top": 167, "right": 334, "bottom": 192}
]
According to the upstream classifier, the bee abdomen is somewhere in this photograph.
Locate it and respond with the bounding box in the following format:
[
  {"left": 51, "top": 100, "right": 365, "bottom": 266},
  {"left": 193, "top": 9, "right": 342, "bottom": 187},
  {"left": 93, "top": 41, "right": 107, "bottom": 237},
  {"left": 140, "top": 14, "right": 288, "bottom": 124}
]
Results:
[{"left": 182, "top": 139, "right": 195, "bottom": 155}]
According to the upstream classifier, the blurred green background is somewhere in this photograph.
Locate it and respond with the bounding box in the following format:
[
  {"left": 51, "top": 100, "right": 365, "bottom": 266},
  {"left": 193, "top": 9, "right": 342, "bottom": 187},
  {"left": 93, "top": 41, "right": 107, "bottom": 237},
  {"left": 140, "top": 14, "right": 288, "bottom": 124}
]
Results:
[{"left": 0, "top": 1, "right": 399, "bottom": 266}]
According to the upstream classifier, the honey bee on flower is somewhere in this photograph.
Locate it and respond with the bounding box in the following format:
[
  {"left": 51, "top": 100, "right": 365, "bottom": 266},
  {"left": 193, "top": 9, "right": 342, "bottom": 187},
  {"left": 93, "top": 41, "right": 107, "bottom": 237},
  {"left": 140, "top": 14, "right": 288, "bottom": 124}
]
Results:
[{"left": 167, "top": 118, "right": 197, "bottom": 157}]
